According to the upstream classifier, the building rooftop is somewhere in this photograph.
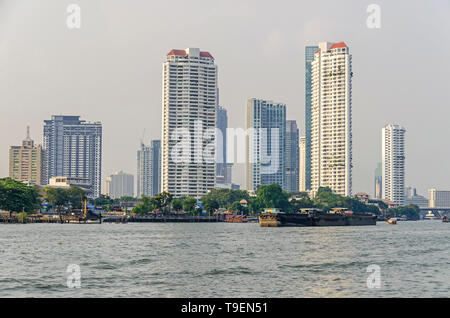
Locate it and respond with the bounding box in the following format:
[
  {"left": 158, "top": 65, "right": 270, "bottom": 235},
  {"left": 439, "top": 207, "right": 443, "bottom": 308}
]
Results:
[{"left": 167, "top": 48, "right": 214, "bottom": 59}]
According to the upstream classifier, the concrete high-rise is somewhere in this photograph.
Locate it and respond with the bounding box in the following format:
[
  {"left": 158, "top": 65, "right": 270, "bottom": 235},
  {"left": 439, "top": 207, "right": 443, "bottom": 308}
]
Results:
[
  {"left": 105, "top": 171, "right": 134, "bottom": 199},
  {"left": 246, "top": 98, "right": 286, "bottom": 191},
  {"left": 428, "top": 189, "right": 450, "bottom": 208},
  {"left": 310, "top": 42, "right": 353, "bottom": 196},
  {"left": 299, "top": 136, "right": 306, "bottom": 192},
  {"left": 43, "top": 116, "right": 102, "bottom": 198},
  {"left": 216, "top": 105, "right": 232, "bottom": 184},
  {"left": 9, "top": 126, "right": 44, "bottom": 185},
  {"left": 382, "top": 124, "right": 406, "bottom": 206},
  {"left": 137, "top": 140, "right": 161, "bottom": 198},
  {"left": 161, "top": 48, "right": 217, "bottom": 198},
  {"left": 305, "top": 45, "right": 319, "bottom": 191},
  {"left": 285, "top": 120, "right": 299, "bottom": 193}
]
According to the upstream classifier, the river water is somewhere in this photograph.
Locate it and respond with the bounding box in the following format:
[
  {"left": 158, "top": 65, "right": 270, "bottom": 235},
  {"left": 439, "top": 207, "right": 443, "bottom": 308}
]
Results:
[{"left": 0, "top": 221, "right": 449, "bottom": 297}]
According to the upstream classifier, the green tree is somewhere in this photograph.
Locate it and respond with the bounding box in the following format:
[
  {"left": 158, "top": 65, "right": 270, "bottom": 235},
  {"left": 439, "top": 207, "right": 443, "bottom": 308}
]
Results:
[
  {"left": 91, "top": 194, "right": 113, "bottom": 209},
  {"left": 172, "top": 199, "right": 182, "bottom": 212},
  {"left": 256, "top": 184, "right": 290, "bottom": 211},
  {"left": 248, "top": 197, "right": 263, "bottom": 215},
  {"left": 66, "top": 186, "right": 87, "bottom": 210},
  {"left": 182, "top": 197, "right": 197, "bottom": 215},
  {"left": 201, "top": 189, "right": 250, "bottom": 209},
  {"left": 159, "top": 192, "right": 173, "bottom": 213},
  {"left": 132, "top": 195, "right": 153, "bottom": 216},
  {"left": 290, "top": 197, "right": 315, "bottom": 212},
  {"left": 44, "top": 187, "right": 69, "bottom": 222},
  {"left": 149, "top": 192, "right": 174, "bottom": 213},
  {"left": 230, "top": 201, "right": 249, "bottom": 215},
  {"left": 387, "top": 204, "right": 420, "bottom": 220},
  {"left": 203, "top": 197, "right": 219, "bottom": 214},
  {"left": 120, "top": 196, "right": 136, "bottom": 202},
  {"left": 0, "top": 178, "right": 41, "bottom": 218}
]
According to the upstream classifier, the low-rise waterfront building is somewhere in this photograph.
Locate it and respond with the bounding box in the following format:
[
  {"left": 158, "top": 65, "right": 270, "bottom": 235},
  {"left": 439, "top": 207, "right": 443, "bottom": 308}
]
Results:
[{"left": 48, "top": 176, "right": 93, "bottom": 197}]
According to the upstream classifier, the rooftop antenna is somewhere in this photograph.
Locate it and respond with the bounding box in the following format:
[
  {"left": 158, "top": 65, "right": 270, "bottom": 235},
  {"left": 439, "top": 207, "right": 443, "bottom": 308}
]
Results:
[{"left": 26, "top": 126, "right": 30, "bottom": 139}]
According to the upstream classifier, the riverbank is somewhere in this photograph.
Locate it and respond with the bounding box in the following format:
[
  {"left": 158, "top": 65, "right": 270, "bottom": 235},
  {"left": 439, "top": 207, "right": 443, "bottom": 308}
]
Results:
[{"left": 0, "top": 214, "right": 230, "bottom": 224}]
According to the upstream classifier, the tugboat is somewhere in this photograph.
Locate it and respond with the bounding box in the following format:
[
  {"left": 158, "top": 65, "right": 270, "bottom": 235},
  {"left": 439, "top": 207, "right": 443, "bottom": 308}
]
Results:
[{"left": 259, "top": 208, "right": 376, "bottom": 227}]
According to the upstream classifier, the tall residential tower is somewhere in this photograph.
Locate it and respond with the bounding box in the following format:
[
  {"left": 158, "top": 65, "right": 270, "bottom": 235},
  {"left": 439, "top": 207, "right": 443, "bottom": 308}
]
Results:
[
  {"left": 43, "top": 116, "right": 102, "bottom": 197},
  {"left": 216, "top": 105, "right": 232, "bottom": 184},
  {"left": 305, "top": 45, "right": 319, "bottom": 191},
  {"left": 161, "top": 48, "right": 217, "bottom": 198},
  {"left": 310, "top": 42, "right": 352, "bottom": 196},
  {"left": 137, "top": 140, "right": 161, "bottom": 198},
  {"left": 299, "top": 136, "right": 306, "bottom": 192},
  {"left": 285, "top": 120, "right": 299, "bottom": 193},
  {"left": 246, "top": 98, "right": 286, "bottom": 191},
  {"left": 382, "top": 124, "right": 406, "bottom": 206}
]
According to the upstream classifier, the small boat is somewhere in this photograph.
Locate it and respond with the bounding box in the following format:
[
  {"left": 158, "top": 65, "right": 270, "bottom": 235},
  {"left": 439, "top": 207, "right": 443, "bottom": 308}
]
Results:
[
  {"left": 443, "top": 216, "right": 449, "bottom": 223},
  {"left": 424, "top": 211, "right": 440, "bottom": 220},
  {"left": 387, "top": 218, "right": 397, "bottom": 225}
]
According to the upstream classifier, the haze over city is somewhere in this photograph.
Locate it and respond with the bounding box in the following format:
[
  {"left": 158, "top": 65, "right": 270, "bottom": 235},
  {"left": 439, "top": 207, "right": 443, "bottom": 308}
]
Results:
[{"left": 1, "top": 0, "right": 449, "bottom": 195}]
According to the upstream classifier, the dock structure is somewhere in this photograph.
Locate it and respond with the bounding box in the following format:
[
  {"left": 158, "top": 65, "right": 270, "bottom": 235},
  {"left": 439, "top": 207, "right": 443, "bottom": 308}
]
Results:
[
  {"left": 104, "top": 215, "right": 226, "bottom": 223},
  {"left": 1, "top": 213, "right": 234, "bottom": 224}
]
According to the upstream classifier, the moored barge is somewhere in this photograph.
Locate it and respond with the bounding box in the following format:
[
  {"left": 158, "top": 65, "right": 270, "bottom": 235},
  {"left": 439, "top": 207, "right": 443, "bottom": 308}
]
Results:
[{"left": 259, "top": 208, "right": 376, "bottom": 227}]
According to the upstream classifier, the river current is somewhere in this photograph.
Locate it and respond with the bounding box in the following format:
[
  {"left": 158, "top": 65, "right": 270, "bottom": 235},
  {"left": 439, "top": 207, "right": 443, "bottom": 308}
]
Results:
[{"left": 0, "top": 221, "right": 449, "bottom": 297}]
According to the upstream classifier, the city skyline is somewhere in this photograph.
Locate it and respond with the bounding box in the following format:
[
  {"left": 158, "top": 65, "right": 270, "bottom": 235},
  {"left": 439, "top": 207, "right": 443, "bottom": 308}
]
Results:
[{"left": 1, "top": 1, "right": 449, "bottom": 195}]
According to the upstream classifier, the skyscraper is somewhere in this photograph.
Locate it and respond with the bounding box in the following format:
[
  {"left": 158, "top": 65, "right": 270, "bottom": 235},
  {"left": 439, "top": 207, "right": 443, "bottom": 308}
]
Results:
[
  {"left": 9, "top": 126, "right": 44, "bottom": 185},
  {"left": 105, "top": 171, "right": 134, "bottom": 199},
  {"left": 374, "top": 162, "right": 382, "bottom": 199},
  {"left": 161, "top": 48, "right": 217, "bottom": 198},
  {"left": 310, "top": 42, "right": 352, "bottom": 196},
  {"left": 246, "top": 98, "right": 286, "bottom": 191},
  {"left": 43, "top": 116, "right": 102, "bottom": 198},
  {"left": 382, "top": 124, "right": 406, "bottom": 206},
  {"left": 285, "top": 120, "right": 299, "bottom": 193},
  {"left": 137, "top": 140, "right": 160, "bottom": 198},
  {"left": 305, "top": 45, "right": 319, "bottom": 191},
  {"left": 216, "top": 105, "right": 232, "bottom": 184},
  {"left": 299, "top": 136, "right": 306, "bottom": 192}
]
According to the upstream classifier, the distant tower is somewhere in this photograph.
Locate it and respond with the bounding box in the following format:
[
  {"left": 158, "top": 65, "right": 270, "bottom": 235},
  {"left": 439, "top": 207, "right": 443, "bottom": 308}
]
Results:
[
  {"left": 374, "top": 162, "right": 382, "bottom": 199},
  {"left": 299, "top": 136, "right": 306, "bottom": 192},
  {"left": 9, "top": 126, "right": 44, "bottom": 185},
  {"left": 305, "top": 45, "right": 319, "bottom": 191},
  {"left": 246, "top": 98, "right": 286, "bottom": 191},
  {"left": 285, "top": 120, "right": 299, "bottom": 193},
  {"left": 310, "top": 42, "right": 352, "bottom": 196},
  {"left": 161, "top": 48, "right": 217, "bottom": 198},
  {"left": 105, "top": 171, "right": 134, "bottom": 199},
  {"left": 382, "top": 124, "right": 406, "bottom": 205},
  {"left": 137, "top": 140, "right": 161, "bottom": 198},
  {"left": 43, "top": 116, "right": 102, "bottom": 197},
  {"left": 216, "top": 105, "right": 232, "bottom": 184}
]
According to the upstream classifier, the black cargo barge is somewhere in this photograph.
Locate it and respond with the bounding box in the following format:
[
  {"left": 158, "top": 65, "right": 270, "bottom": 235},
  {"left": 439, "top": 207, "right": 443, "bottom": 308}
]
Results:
[{"left": 259, "top": 208, "right": 377, "bottom": 227}]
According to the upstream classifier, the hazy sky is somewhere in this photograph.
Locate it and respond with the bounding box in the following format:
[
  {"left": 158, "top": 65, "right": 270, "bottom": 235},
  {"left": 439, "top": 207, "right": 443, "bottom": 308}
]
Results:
[{"left": 0, "top": 0, "right": 449, "bottom": 195}]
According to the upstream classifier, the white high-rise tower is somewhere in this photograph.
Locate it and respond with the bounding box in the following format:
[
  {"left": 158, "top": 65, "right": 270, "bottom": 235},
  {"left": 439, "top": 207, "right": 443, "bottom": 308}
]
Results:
[
  {"left": 382, "top": 124, "right": 406, "bottom": 206},
  {"left": 161, "top": 48, "right": 217, "bottom": 198},
  {"left": 310, "top": 42, "right": 353, "bottom": 196}
]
